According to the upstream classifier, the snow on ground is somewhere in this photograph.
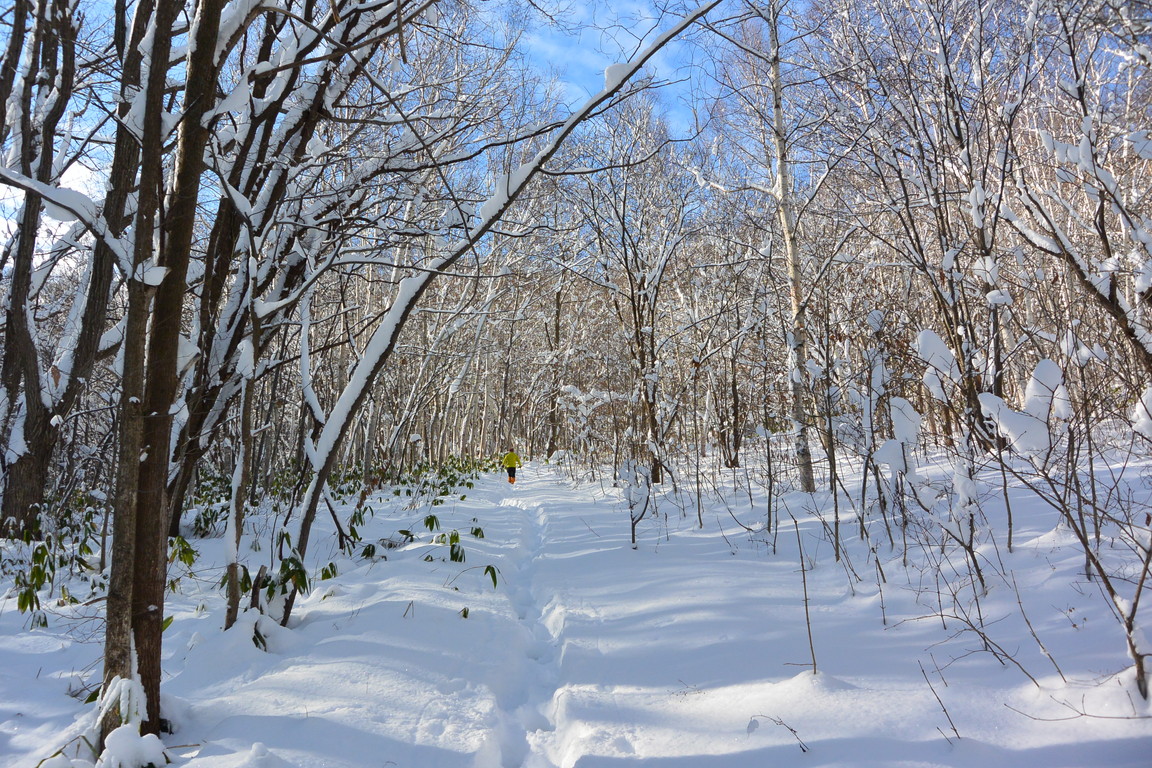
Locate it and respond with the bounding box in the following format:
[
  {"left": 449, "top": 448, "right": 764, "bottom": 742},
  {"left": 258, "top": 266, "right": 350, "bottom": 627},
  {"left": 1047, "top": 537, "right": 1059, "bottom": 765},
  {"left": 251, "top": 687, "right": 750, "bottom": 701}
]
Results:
[{"left": 3, "top": 461, "right": 1151, "bottom": 767}]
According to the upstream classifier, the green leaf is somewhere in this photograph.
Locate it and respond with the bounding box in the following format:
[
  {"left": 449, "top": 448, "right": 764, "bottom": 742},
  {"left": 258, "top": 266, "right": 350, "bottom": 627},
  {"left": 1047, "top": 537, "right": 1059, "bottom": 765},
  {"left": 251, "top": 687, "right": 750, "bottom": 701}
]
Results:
[
  {"left": 484, "top": 565, "right": 499, "bottom": 589},
  {"left": 170, "top": 536, "right": 198, "bottom": 567},
  {"left": 162, "top": 615, "right": 174, "bottom": 632}
]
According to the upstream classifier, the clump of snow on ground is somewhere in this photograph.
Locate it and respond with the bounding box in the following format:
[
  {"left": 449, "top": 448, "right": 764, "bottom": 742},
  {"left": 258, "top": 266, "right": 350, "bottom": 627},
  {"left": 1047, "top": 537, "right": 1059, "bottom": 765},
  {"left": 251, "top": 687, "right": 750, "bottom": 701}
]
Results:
[{"left": 96, "top": 725, "right": 169, "bottom": 768}]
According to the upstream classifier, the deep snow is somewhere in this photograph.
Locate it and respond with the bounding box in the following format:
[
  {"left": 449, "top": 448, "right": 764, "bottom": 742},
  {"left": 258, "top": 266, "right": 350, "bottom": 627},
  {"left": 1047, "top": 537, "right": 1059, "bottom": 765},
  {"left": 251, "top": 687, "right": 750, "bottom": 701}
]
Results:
[{"left": 3, "top": 461, "right": 1151, "bottom": 767}]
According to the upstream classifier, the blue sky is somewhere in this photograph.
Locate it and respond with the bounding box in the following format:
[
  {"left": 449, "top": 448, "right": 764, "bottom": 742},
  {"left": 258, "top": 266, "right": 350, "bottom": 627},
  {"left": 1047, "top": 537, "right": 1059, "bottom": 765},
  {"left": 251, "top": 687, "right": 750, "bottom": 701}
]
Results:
[
  {"left": 518, "top": 0, "right": 713, "bottom": 113},
  {"left": 0, "top": 0, "right": 719, "bottom": 239}
]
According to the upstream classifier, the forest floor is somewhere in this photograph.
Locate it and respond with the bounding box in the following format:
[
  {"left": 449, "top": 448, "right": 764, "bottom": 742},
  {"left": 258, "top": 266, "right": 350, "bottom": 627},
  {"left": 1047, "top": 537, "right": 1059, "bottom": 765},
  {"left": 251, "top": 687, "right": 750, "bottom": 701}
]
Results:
[{"left": 3, "top": 460, "right": 1152, "bottom": 767}]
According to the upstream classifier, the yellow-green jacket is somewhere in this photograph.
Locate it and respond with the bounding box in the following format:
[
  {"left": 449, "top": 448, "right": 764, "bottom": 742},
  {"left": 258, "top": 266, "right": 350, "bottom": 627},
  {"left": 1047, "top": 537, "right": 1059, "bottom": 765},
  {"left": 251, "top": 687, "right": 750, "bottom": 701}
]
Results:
[{"left": 501, "top": 451, "right": 523, "bottom": 468}]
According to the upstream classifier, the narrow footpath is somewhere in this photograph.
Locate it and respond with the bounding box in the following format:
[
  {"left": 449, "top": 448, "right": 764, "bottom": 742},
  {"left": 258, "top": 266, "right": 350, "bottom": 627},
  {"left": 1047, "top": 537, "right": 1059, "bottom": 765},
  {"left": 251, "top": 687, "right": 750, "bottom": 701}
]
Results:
[{"left": 143, "top": 464, "right": 1152, "bottom": 768}]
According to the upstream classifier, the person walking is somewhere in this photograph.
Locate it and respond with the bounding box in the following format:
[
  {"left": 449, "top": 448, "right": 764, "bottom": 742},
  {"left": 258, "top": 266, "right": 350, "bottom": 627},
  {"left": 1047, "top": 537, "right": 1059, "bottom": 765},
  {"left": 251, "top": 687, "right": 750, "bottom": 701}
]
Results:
[{"left": 501, "top": 449, "right": 523, "bottom": 484}]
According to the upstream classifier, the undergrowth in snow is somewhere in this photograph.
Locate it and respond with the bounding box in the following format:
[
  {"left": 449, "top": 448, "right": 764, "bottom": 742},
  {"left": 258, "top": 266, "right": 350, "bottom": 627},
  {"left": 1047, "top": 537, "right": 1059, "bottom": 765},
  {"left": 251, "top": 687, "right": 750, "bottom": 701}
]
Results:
[{"left": 2, "top": 452, "right": 1151, "bottom": 767}]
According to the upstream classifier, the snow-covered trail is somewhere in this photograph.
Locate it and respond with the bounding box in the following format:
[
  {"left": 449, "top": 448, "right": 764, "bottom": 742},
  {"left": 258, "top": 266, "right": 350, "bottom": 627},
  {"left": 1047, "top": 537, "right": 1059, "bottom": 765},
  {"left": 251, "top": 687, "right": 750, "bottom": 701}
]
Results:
[
  {"left": 154, "top": 466, "right": 1151, "bottom": 767},
  {"left": 471, "top": 487, "right": 563, "bottom": 767},
  {"left": 8, "top": 464, "right": 1152, "bottom": 767}
]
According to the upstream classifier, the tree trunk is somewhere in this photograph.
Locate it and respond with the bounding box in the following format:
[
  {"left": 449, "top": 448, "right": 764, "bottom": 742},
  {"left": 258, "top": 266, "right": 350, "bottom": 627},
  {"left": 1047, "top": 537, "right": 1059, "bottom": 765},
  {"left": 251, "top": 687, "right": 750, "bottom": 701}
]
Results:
[
  {"left": 102, "top": 275, "right": 149, "bottom": 742},
  {"left": 97, "top": 0, "right": 159, "bottom": 744},
  {"left": 0, "top": 0, "right": 77, "bottom": 538},
  {"left": 0, "top": 0, "right": 31, "bottom": 147},
  {"left": 224, "top": 375, "right": 254, "bottom": 630},
  {"left": 2, "top": 399, "right": 53, "bottom": 536},
  {"left": 1, "top": 201, "right": 50, "bottom": 538},
  {"left": 226, "top": 248, "right": 262, "bottom": 634},
  {"left": 123, "top": 0, "right": 180, "bottom": 725},
  {"left": 767, "top": 8, "right": 816, "bottom": 493},
  {"left": 131, "top": 0, "right": 224, "bottom": 734},
  {"left": 545, "top": 288, "right": 564, "bottom": 458}
]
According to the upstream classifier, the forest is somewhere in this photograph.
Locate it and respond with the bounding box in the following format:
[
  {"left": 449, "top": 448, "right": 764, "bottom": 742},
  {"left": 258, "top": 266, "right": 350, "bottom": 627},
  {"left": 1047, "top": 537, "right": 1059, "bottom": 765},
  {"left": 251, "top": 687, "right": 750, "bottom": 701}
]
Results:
[{"left": 1, "top": 0, "right": 1150, "bottom": 763}]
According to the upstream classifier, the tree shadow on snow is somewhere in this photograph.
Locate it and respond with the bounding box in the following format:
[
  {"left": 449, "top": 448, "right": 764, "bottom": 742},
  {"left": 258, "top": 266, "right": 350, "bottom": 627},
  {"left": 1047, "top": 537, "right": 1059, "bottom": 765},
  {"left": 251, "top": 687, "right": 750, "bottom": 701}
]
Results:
[{"left": 568, "top": 733, "right": 1152, "bottom": 768}]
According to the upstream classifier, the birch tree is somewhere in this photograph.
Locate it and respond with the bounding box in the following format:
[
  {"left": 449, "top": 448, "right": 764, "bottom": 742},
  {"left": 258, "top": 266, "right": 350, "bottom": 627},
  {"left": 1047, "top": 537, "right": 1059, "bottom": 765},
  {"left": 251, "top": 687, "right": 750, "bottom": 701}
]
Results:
[{"left": 702, "top": 0, "right": 851, "bottom": 492}]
